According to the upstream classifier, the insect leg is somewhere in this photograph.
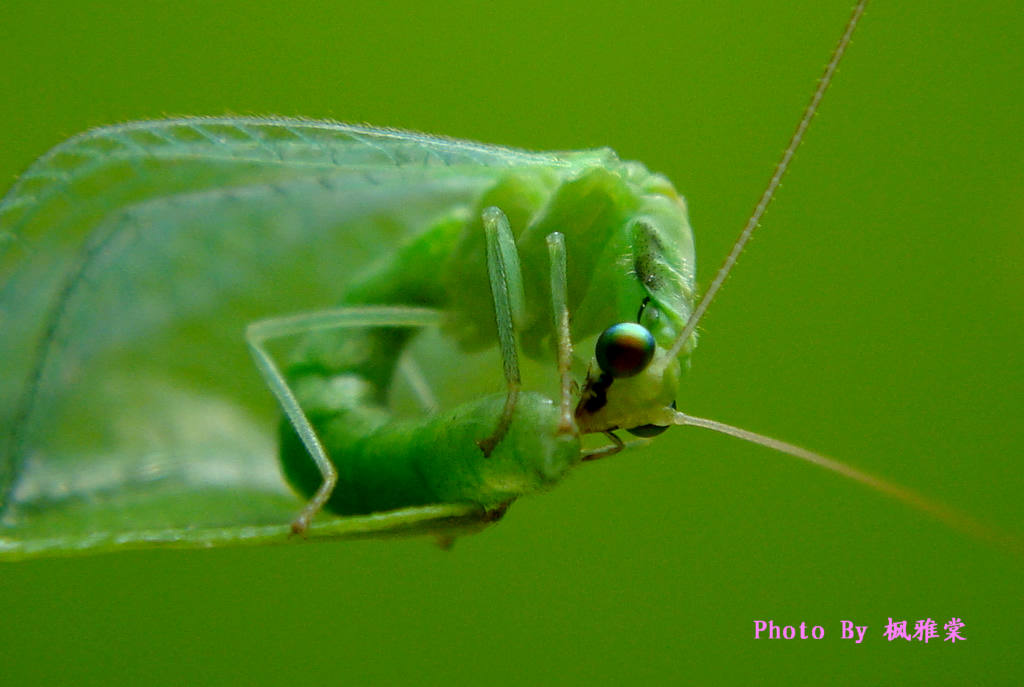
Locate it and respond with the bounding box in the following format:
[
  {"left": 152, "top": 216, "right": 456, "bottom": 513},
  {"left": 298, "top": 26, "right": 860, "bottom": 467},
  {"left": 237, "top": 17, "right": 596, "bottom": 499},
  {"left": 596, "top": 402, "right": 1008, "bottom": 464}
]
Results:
[
  {"left": 581, "top": 431, "right": 625, "bottom": 462},
  {"left": 246, "top": 306, "right": 442, "bottom": 533},
  {"left": 476, "top": 206, "right": 524, "bottom": 457},
  {"left": 398, "top": 355, "right": 439, "bottom": 416},
  {"left": 546, "top": 231, "right": 576, "bottom": 435}
]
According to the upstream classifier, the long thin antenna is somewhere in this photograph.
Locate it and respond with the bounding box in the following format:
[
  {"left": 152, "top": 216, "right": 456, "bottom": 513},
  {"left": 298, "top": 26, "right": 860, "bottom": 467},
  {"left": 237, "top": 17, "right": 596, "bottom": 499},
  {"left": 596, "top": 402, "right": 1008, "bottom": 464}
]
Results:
[
  {"left": 673, "top": 410, "right": 1024, "bottom": 556},
  {"left": 666, "top": 0, "right": 869, "bottom": 363}
]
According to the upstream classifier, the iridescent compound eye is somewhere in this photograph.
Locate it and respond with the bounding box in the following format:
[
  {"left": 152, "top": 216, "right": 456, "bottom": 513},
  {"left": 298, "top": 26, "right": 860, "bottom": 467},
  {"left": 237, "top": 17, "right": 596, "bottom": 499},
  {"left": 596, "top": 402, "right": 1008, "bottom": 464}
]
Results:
[{"left": 595, "top": 322, "right": 656, "bottom": 378}]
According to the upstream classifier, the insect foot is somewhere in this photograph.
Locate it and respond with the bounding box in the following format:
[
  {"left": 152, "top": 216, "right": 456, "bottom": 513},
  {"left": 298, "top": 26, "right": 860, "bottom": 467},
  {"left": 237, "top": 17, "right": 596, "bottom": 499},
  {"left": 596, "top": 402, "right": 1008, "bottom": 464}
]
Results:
[
  {"left": 290, "top": 516, "right": 310, "bottom": 536},
  {"left": 476, "top": 436, "right": 498, "bottom": 457}
]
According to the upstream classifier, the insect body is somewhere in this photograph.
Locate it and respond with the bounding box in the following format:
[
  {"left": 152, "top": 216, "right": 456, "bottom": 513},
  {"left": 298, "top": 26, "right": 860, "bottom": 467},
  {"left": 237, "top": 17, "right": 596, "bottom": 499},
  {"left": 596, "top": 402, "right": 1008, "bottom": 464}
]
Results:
[
  {"left": 263, "top": 136, "right": 695, "bottom": 530},
  {"left": 0, "top": 117, "right": 696, "bottom": 555}
]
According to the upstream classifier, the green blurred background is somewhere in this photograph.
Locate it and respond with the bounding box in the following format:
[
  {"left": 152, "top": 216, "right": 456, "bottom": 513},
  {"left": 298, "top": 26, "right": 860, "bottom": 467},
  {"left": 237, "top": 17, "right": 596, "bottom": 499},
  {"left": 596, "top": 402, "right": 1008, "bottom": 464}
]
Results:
[{"left": 1, "top": 0, "right": 1020, "bottom": 684}]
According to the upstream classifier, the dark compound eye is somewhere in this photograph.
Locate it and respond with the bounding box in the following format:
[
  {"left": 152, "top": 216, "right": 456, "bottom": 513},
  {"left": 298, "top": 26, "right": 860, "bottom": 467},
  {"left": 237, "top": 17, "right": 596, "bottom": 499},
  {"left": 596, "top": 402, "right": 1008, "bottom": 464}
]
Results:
[
  {"left": 626, "top": 423, "right": 670, "bottom": 438},
  {"left": 627, "top": 400, "right": 676, "bottom": 438},
  {"left": 595, "top": 322, "right": 656, "bottom": 378}
]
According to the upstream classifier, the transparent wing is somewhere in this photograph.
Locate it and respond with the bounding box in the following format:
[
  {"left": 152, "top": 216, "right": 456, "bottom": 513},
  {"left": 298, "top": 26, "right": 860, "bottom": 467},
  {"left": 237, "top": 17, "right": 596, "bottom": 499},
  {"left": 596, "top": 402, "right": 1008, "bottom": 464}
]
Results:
[{"left": 0, "top": 118, "right": 599, "bottom": 554}]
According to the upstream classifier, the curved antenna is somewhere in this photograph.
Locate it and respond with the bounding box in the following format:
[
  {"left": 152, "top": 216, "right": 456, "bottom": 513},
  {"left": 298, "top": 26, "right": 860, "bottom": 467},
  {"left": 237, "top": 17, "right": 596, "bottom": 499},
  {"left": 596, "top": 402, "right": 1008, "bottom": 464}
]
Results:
[
  {"left": 666, "top": 0, "right": 869, "bottom": 364},
  {"left": 672, "top": 410, "right": 1024, "bottom": 556},
  {"left": 655, "top": 0, "right": 1018, "bottom": 556}
]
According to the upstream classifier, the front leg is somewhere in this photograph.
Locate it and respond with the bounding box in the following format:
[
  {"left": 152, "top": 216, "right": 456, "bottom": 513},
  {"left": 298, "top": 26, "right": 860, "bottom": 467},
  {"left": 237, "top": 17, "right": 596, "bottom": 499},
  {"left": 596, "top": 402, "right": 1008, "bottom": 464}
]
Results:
[
  {"left": 545, "top": 231, "right": 576, "bottom": 435},
  {"left": 476, "top": 207, "right": 525, "bottom": 457}
]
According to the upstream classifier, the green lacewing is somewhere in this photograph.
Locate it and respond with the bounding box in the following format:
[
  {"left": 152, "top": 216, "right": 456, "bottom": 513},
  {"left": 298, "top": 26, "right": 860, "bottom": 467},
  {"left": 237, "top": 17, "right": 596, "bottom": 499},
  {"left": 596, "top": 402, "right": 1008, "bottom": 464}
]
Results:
[{"left": 1, "top": 1, "right": 1009, "bottom": 559}]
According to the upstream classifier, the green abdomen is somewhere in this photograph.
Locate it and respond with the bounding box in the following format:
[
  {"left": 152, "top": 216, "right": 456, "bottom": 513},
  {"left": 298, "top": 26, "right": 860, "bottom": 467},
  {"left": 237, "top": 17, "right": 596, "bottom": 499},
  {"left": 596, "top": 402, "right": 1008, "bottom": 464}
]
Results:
[{"left": 279, "top": 387, "right": 581, "bottom": 516}]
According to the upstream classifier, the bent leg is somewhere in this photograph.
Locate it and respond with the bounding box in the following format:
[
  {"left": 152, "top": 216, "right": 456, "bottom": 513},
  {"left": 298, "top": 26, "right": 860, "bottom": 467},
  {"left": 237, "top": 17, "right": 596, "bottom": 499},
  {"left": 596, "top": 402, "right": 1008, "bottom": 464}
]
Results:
[
  {"left": 476, "top": 207, "right": 525, "bottom": 457},
  {"left": 546, "top": 231, "right": 576, "bottom": 435},
  {"left": 246, "top": 306, "right": 441, "bottom": 533}
]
